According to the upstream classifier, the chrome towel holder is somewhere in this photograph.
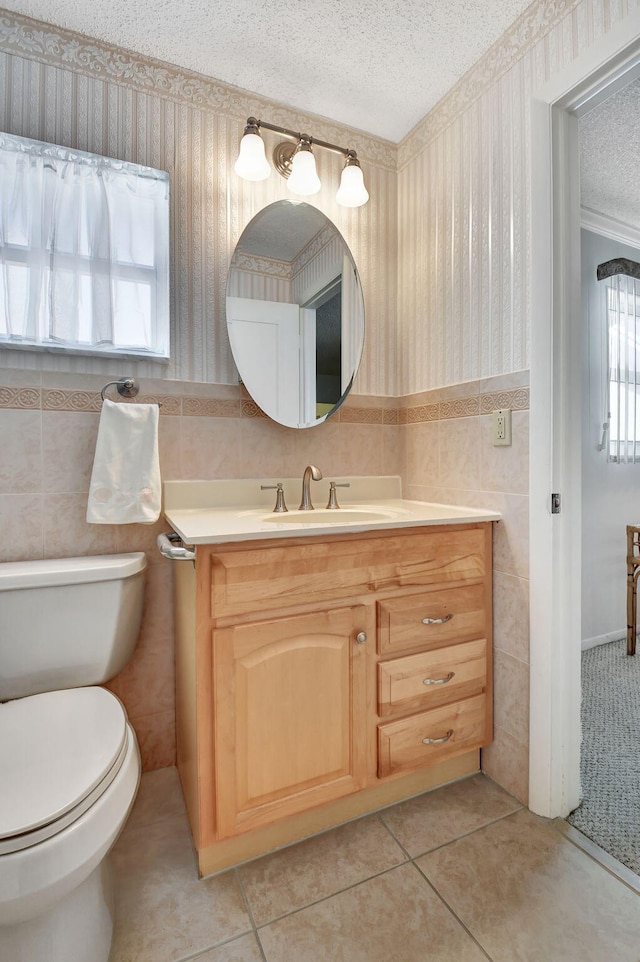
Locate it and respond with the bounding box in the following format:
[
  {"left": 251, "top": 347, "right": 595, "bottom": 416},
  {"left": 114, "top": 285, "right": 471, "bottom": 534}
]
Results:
[{"left": 100, "top": 377, "right": 140, "bottom": 402}]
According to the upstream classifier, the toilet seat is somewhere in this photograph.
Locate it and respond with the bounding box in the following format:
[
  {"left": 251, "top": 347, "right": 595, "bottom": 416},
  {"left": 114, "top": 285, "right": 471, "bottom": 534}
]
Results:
[{"left": 0, "top": 687, "right": 128, "bottom": 856}]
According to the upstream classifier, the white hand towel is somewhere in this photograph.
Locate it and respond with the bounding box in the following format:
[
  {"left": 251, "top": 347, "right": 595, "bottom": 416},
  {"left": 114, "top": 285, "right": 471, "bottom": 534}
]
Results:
[{"left": 87, "top": 398, "right": 161, "bottom": 524}]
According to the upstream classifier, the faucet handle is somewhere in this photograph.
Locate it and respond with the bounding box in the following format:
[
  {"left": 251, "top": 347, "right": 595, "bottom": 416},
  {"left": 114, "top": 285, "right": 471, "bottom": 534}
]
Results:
[
  {"left": 261, "top": 482, "right": 288, "bottom": 513},
  {"left": 326, "top": 481, "right": 350, "bottom": 509}
]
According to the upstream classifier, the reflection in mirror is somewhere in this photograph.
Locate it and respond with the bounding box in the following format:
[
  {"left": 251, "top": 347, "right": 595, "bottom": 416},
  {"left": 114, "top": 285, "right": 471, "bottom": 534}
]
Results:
[{"left": 226, "top": 201, "right": 365, "bottom": 429}]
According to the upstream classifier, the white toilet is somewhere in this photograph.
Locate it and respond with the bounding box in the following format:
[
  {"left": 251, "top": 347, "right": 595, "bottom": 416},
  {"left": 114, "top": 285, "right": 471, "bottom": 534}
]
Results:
[{"left": 0, "top": 552, "right": 147, "bottom": 962}]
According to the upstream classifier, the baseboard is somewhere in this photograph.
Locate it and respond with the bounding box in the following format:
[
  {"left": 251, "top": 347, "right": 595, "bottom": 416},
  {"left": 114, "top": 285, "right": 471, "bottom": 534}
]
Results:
[{"left": 581, "top": 630, "right": 626, "bottom": 651}]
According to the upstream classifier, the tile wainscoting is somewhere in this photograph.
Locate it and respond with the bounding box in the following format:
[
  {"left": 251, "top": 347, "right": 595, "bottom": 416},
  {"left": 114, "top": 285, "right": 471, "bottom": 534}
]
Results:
[{"left": 0, "top": 370, "right": 529, "bottom": 801}]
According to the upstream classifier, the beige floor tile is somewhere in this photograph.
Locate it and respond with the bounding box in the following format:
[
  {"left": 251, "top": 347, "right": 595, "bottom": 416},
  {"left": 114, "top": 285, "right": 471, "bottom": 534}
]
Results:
[
  {"left": 125, "top": 765, "right": 186, "bottom": 831},
  {"left": 110, "top": 814, "right": 252, "bottom": 962},
  {"left": 257, "top": 862, "right": 488, "bottom": 962},
  {"left": 418, "top": 808, "right": 640, "bottom": 962},
  {"left": 239, "top": 814, "right": 407, "bottom": 925},
  {"left": 381, "top": 774, "right": 521, "bottom": 856},
  {"left": 192, "top": 933, "right": 265, "bottom": 961}
]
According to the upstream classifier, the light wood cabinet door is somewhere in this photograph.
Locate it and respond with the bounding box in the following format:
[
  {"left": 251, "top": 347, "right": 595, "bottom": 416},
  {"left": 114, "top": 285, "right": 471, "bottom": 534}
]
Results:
[{"left": 213, "top": 604, "right": 371, "bottom": 839}]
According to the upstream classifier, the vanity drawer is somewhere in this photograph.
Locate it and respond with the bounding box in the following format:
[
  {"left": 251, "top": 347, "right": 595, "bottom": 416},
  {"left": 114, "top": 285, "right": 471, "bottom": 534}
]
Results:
[
  {"left": 207, "top": 527, "right": 488, "bottom": 619},
  {"left": 377, "top": 638, "right": 487, "bottom": 717},
  {"left": 377, "top": 584, "right": 486, "bottom": 656},
  {"left": 377, "top": 694, "right": 488, "bottom": 778}
]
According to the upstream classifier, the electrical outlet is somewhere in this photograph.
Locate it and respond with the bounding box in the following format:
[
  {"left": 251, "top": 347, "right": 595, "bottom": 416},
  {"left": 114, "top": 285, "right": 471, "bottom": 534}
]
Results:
[{"left": 492, "top": 408, "right": 512, "bottom": 446}]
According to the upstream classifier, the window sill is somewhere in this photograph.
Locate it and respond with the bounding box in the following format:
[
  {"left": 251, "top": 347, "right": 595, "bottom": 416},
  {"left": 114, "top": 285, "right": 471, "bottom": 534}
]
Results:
[{"left": 0, "top": 342, "right": 171, "bottom": 364}]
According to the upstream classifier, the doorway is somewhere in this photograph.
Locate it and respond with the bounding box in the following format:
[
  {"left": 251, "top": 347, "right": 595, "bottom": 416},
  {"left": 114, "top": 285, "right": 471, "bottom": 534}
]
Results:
[{"left": 529, "top": 17, "right": 640, "bottom": 820}]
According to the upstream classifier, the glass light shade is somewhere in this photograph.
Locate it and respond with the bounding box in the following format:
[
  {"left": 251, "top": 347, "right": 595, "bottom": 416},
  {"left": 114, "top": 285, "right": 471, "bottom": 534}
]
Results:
[
  {"left": 336, "top": 162, "right": 369, "bottom": 207},
  {"left": 287, "top": 148, "right": 321, "bottom": 196},
  {"left": 234, "top": 131, "right": 271, "bottom": 181}
]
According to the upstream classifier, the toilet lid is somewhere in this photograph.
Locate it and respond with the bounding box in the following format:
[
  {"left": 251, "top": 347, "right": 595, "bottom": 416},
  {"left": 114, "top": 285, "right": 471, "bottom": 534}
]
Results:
[{"left": 0, "top": 687, "right": 127, "bottom": 842}]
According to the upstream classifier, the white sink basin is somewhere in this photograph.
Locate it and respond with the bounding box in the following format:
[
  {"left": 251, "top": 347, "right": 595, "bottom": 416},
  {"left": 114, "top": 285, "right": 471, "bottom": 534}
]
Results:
[{"left": 263, "top": 509, "right": 392, "bottom": 524}]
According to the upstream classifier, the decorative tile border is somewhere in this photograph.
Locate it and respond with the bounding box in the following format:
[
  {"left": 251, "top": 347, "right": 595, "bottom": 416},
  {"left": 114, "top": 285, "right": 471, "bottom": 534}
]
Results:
[
  {"left": 182, "top": 397, "right": 241, "bottom": 418},
  {"left": 480, "top": 388, "right": 530, "bottom": 413},
  {"left": 0, "top": 384, "right": 528, "bottom": 421},
  {"left": 401, "top": 388, "right": 529, "bottom": 423},
  {"left": 0, "top": 11, "right": 397, "bottom": 172},
  {"left": 241, "top": 399, "right": 269, "bottom": 419},
  {"left": 399, "top": 403, "right": 440, "bottom": 424},
  {"left": 339, "top": 406, "right": 383, "bottom": 424},
  {"left": 0, "top": 385, "right": 41, "bottom": 409},
  {"left": 42, "top": 389, "right": 102, "bottom": 412},
  {"left": 440, "top": 396, "right": 481, "bottom": 419},
  {"left": 142, "top": 394, "right": 182, "bottom": 415}
]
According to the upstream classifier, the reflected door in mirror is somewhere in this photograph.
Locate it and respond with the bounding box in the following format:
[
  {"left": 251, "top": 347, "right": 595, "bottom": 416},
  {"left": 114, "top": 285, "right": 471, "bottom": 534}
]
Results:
[{"left": 226, "top": 201, "right": 365, "bottom": 429}]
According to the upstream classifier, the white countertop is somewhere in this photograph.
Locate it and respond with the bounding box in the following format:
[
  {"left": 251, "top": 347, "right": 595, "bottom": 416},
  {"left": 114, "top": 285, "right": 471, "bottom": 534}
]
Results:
[{"left": 163, "top": 477, "right": 501, "bottom": 545}]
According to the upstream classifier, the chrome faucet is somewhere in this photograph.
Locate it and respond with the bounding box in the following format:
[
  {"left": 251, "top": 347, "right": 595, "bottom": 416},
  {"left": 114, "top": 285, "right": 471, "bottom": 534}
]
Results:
[{"left": 299, "top": 464, "right": 322, "bottom": 510}]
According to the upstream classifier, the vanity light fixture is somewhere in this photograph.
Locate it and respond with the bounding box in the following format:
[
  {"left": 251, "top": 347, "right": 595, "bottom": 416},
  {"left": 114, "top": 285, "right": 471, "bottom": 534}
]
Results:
[
  {"left": 234, "top": 116, "right": 369, "bottom": 207},
  {"left": 233, "top": 117, "right": 271, "bottom": 181}
]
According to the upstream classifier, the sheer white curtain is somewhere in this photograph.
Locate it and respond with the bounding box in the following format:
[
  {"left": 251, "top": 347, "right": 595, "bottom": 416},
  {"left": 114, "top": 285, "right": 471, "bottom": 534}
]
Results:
[{"left": 0, "top": 133, "right": 169, "bottom": 357}]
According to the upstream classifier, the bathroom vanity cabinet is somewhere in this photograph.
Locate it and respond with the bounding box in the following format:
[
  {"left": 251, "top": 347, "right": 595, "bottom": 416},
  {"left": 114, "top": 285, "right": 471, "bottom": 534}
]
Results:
[{"left": 174, "top": 522, "right": 493, "bottom": 875}]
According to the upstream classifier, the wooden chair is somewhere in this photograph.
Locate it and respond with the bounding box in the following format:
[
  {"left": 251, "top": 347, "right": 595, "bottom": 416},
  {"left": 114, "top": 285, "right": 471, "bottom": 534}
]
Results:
[{"left": 626, "top": 525, "right": 640, "bottom": 655}]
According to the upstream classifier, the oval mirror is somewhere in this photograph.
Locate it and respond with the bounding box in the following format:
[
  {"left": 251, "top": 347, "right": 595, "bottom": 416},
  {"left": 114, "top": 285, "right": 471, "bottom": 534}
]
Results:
[{"left": 226, "top": 201, "right": 365, "bottom": 429}]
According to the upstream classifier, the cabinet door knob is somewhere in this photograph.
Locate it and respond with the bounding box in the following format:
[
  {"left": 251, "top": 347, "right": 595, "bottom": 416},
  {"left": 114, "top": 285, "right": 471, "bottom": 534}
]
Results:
[
  {"left": 422, "top": 613, "right": 454, "bottom": 625},
  {"left": 422, "top": 729, "right": 454, "bottom": 746},
  {"left": 422, "top": 672, "right": 455, "bottom": 686},
  {"left": 355, "top": 631, "right": 368, "bottom": 644}
]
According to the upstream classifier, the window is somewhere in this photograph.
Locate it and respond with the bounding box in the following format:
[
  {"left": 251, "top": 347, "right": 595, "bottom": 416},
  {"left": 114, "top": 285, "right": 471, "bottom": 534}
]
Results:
[
  {"left": 603, "top": 264, "right": 640, "bottom": 462},
  {"left": 0, "top": 132, "right": 169, "bottom": 359}
]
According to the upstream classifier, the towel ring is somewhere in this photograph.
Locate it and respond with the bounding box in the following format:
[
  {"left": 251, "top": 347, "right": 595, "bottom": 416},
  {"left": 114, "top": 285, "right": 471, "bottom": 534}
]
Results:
[{"left": 101, "top": 378, "right": 140, "bottom": 402}]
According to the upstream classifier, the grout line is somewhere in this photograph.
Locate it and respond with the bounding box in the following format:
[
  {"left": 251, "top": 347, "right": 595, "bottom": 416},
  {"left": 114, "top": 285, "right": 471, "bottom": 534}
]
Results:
[
  {"left": 252, "top": 861, "right": 411, "bottom": 930},
  {"left": 125, "top": 774, "right": 524, "bottom": 960},
  {"left": 249, "top": 808, "right": 522, "bottom": 933},
  {"left": 235, "top": 868, "right": 270, "bottom": 962},
  {"left": 411, "top": 860, "right": 495, "bottom": 962},
  {"left": 170, "top": 872, "right": 265, "bottom": 962},
  {"left": 253, "top": 929, "right": 269, "bottom": 962},
  {"left": 235, "top": 866, "right": 259, "bottom": 931},
  {"left": 171, "top": 930, "right": 259, "bottom": 962},
  {"left": 379, "top": 804, "right": 523, "bottom": 860},
  {"left": 375, "top": 812, "right": 415, "bottom": 860}
]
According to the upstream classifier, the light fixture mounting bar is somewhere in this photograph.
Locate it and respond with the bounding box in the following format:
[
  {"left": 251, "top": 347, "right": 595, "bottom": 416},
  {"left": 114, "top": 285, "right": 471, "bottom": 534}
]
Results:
[{"left": 248, "top": 117, "right": 354, "bottom": 159}]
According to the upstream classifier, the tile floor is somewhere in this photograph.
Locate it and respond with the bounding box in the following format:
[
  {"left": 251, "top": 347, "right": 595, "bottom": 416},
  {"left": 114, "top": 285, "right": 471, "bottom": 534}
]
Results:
[{"left": 110, "top": 768, "right": 640, "bottom": 962}]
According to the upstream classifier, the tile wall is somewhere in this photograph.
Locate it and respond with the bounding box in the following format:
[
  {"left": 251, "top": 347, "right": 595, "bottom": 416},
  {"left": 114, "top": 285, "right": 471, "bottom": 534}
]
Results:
[
  {"left": 0, "top": 372, "right": 399, "bottom": 770},
  {"left": 400, "top": 370, "right": 530, "bottom": 802},
  {"left": 0, "top": 367, "right": 528, "bottom": 802}
]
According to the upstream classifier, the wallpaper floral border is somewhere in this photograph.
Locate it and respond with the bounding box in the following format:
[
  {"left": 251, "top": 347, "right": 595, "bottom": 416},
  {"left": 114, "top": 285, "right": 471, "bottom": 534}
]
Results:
[
  {"left": 0, "top": 9, "right": 396, "bottom": 170},
  {"left": 398, "top": 0, "right": 583, "bottom": 166},
  {"left": 0, "top": 1, "right": 587, "bottom": 174}
]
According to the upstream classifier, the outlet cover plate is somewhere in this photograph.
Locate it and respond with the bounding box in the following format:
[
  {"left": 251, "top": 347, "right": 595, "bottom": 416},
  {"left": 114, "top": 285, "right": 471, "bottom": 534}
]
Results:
[{"left": 492, "top": 409, "right": 512, "bottom": 446}]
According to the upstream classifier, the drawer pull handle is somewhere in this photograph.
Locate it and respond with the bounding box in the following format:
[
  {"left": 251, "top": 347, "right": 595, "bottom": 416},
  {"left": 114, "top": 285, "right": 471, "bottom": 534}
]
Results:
[
  {"left": 355, "top": 631, "right": 368, "bottom": 644},
  {"left": 422, "top": 613, "right": 454, "bottom": 625},
  {"left": 423, "top": 672, "right": 455, "bottom": 686},
  {"left": 422, "top": 729, "right": 454, "bottom": 746}
]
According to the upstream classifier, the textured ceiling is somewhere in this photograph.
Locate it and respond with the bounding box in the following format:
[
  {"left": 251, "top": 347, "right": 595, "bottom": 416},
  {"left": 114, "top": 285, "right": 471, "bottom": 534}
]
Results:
[
  {"left": 0, "top": 0, "right": 533, "bottom": 142},
  {"left": 580, "top": 78, "right": 640, "bottom": 232},
  {"left": 237, "top": 202, "right": 328, "bottom": 262}
]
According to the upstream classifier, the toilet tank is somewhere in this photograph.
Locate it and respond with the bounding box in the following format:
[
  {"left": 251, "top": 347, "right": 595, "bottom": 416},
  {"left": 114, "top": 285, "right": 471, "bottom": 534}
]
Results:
[{"left": 0, "top": 553, "right": 146, "bottom": 701}]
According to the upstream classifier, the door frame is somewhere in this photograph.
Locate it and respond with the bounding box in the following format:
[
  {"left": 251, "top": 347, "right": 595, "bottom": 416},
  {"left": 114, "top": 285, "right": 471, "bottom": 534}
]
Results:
[{"left": 529, "top": 11, "right": 640, "bottom": 817}]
